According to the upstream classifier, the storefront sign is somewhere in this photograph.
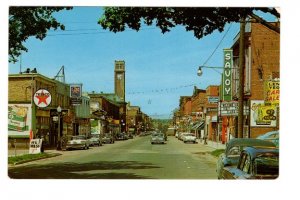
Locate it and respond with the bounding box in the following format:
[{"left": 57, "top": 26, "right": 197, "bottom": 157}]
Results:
[
  {"left": 207, "top": 108, "right": 218, "bottom": 112},
  {"left": 33, "top": 89, "right": 51, "bottom": 108},
  {"left": 223, "top": 49, "right": 233, "bottom": 101},
  {"left": 264, "top": 81, "right": 280, "bottom": 105},
  {"left": 219, "top": 101, "right": 249, "bottom": 116},
  {"left": 208, "top": 96, "right": 219, "bottom": 104},
  {"left": 250, "top": 100, "right": 277, "bottom": 127},
  {"left": 8, "top": 104, "right": 32, "bottom": 138},
  {"left": 29, "top": 139, "right": 43, "bottom": 154}
]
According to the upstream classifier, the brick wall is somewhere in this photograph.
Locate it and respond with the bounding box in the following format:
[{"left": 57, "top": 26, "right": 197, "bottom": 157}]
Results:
[
  {"left": 8, "top": 78, "right": 32, "bottom": 102},
  {"left": 249, "top": 22, "right": 280, "bottom": 137}
]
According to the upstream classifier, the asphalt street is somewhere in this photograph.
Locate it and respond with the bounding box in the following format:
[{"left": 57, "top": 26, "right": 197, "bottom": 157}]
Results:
[{"left": 8, "top": 136, "right": 218, "bottom": 179}]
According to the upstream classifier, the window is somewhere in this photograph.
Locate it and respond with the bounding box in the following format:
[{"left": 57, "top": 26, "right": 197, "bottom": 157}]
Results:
[
  {"left": 242, "top": 155, "right": 251, "bottom": 173},
  {"left": 239, "top": 153, "right": 247, "bottom": 170},
  {"left": 228, "top": 146, "right": 241, "bottom": 157}
]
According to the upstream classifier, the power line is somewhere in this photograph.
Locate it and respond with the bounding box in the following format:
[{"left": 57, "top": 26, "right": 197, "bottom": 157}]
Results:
[
  {"left": 127, "top": 83, "right": 196, "bottom": 95},
  {"left": 47, "top": 27, "right": 156, "bottom": 36},
  {"left": 201, "top": 23, "right": 233, "bottom": 74}
]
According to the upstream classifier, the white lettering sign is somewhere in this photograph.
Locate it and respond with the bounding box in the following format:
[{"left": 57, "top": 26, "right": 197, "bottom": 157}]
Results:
[{"left": 29, "top": 139, "right": 43, "bottom": 154}]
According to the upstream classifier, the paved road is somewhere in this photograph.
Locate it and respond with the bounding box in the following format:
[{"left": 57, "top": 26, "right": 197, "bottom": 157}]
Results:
[{"left": 8, "top": 136, "right": 218, "bottom": 179}]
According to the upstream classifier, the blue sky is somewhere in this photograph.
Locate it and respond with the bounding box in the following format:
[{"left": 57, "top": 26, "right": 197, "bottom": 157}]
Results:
[{"left": 8, "top": 7, "right": 277, "bottom": 118}]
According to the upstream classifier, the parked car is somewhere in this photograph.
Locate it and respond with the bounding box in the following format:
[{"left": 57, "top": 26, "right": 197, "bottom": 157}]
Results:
[
  {"left": 66, "top": 135, "right": 90, "bottom": 150},
  {"left": 182, "top": 133, "right": 197, "bottom": 143},
  {"left": 221, "top": 146, "right": 279, "bottom": 179},
  {"left": 88, "top": 134, "right": 102, "bottom": 146},
  {"left": 256, "top": 130, "right": 279, "bottom": 147},
  {"left": 216, "top": 138, "right": 276, "bottom": 179},
  {"left": 127, "top": 133, "right": 133, "bottom": 139},
  {"left": 151, "top": 133, "right": 165, "bottom": 144},
  {"left": 102, "top": 133, "right": 115, "bottom": 144},
  {"left": 116, "top": 132, "right": 126, "bottom": 140},
  {"left": 178, "top": 132, "right": 186, "bottom": 141}
]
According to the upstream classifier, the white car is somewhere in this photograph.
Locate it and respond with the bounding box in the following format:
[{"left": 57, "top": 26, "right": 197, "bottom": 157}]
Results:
[
  {"left": 66, "top": 135, "right": 90, "bottom": 150},
  {"left": 182, "top": 133, "right": 197, "bottom": 143},
  {"left": 151, "top": 133, "right": 165, "bottom": 144},
  {"left": 88, "top": 134, "right": 102, "bottom": 146}
]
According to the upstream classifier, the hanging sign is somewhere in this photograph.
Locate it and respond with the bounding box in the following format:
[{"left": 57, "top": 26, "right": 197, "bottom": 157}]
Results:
[
  {"left": 223, "top": 49, "right": 233, "bottom": 101},
  {"left": 70, "top": 84, "right": 82, "bottom": 105},
  {"left": 33, "top": 89, "right": 52, "bottom": 108}
]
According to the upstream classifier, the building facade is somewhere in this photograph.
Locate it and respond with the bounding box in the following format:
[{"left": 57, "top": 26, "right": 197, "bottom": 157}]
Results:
[{"left": 8, "top": 72, "right": 72, "bottom": 148}]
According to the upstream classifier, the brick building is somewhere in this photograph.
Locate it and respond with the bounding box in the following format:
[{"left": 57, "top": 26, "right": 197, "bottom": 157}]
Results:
[
  {"left": 222, "top": 20, "right": 280, "bottom": 140},
  {"left": 204, "top": 85, "right": 219, "bottom": 141},
  {"left": 8, "top": 71, "right": 72, "bottom": 147}
]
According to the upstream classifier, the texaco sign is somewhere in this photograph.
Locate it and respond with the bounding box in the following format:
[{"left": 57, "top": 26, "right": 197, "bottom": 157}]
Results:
[{"left": 33, "top": 89, "right": 52, "bottom": 108}]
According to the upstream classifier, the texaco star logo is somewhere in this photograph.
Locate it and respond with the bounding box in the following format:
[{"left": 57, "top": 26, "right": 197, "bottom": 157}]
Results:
[{"left": 33, "top": 89, "right": 52, "bottom": 108}]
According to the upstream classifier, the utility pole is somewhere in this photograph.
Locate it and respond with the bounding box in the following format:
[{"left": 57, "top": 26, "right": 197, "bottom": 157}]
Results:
[{"left": 238, "top": 17, "right": 246, "bottom": 138}]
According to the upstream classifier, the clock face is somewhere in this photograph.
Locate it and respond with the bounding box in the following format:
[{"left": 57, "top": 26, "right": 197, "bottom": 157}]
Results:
[{"left": 117, "top": 74, "right": 122, "bottom": 80}]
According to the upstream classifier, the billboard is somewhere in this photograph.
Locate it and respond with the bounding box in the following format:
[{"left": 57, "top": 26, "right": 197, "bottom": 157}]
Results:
[
  {"left": 250, "top": 100, "right": 277, "bottom": 127},
  {"left": 8, "top": 104, "right": 32, "bottom": 137}
]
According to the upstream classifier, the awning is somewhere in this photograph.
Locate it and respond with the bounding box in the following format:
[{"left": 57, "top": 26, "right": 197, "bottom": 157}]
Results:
[{"left": 191, "top": 121, "right": 204, "bottom": 130}]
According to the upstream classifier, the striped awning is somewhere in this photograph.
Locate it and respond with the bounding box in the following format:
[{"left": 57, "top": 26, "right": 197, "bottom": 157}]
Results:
[{"left": 191, "top": 121, "right": 204, "bottom": 130}]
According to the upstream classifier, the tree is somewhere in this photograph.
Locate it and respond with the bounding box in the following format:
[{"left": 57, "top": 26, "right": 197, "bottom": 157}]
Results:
[
  {"left": 98, "top": 7, "right": 279, "bottom": 39},
  {"left": 9, "top": 7, "right": 72, "bottom": 63}
]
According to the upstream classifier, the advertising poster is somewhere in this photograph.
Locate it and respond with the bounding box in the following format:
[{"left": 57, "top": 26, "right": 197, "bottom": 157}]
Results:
[
  {"left": 264, "top": 80, "right": 280, "bottom": 105},
  {"left": 70, "top": 84, "right": 82, "bottom": 98},
  {"left": 250, "top": 100, "right": 277, "bottom": 127},
  {"left": 8, "top": 104, "right": 32, "bottom": 137},
  {"left": 70, "top": 84, "right": 82, "bottom": 105}
]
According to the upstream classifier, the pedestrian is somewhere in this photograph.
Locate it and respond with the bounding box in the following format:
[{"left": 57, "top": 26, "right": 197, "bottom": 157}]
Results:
[{"left": 203, "top": 134, "right": 207, "bottom": 145}]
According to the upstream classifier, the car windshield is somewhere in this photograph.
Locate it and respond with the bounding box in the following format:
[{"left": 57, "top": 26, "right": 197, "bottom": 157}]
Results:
[
  {"left": 91, "top": 135, "right": 99, "bottom": 138},
  {"left": 72, "top": 136, "right": 85, "bottom": 140},
  {"left": 255, "top": 154, "right": 279, "bottom": 175},
  {"left": 152, "top": 133, "right": 163, "bottom": 137},
  {"left": 227, "top": 146, "right": 241, "bottom": 157},
  {"left": 185, "top": 134, "right": 194, "bottom": 137}
]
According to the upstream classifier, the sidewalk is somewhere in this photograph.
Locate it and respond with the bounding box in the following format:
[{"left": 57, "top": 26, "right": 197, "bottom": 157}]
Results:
[
  {"left": 8, "top": 147, "right": 60, "bottom": 157},
  {"left": 196, "top": 139, "right": 226, "bottom": 150}
]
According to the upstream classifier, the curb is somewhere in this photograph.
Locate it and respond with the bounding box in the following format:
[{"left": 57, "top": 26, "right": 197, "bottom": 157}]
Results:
[{"left": 9, "top": 152, "right": 62, "bottom": 167}]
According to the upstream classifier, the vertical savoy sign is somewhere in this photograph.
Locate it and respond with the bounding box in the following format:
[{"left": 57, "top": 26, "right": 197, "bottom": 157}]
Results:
[{"left": 223, "top": 49, "right": 233, "bottom": 101}]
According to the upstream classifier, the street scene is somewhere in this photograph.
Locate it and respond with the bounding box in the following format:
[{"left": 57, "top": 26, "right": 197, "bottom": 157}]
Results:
[
  {"left": 7, "top": 5, "right": 280, "bottom": 184},
  {"left": 8, "top": 135, "right": 219, "bottom": 179}
]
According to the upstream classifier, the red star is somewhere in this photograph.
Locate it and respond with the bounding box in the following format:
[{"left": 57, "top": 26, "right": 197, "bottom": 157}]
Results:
[{"left": 36, "top": 90, "right": 49, "bottom": 105}]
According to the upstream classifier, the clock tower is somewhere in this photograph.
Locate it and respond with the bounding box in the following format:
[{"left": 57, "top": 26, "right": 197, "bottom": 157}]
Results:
[{"left": 114, "top": 60, "right": 125, "bottom": 101}]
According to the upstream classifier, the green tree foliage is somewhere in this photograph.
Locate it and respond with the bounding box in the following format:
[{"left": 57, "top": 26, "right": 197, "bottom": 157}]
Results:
[
  {"left": 9, "top": 7, "right": 72, "bottom": 63},
  {"left": 99, "top": 7, "right": 279, "bottom": 39}
]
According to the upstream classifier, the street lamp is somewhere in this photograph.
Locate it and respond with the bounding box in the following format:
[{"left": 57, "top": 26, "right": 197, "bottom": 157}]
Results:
[
  {"left": 197, "top": 66, "right": 223, "bottom": 76},
  {"left": 57, "top": 106, "right": 62, "bottom": 150}
]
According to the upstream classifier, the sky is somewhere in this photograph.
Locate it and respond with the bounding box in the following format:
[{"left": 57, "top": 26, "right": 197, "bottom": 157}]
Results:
[{"left": 8, "top": 7, "right": 278, "bottom": 119}]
